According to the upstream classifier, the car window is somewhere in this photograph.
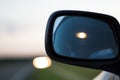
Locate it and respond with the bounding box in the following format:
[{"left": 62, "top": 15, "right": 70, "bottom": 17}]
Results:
[{"left": 0, "top": 0, "right": 120, "bottom": 80}]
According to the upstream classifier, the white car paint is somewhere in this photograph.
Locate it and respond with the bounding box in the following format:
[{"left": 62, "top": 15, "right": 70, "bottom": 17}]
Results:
[{"left": 94, "top": 71, "right": 119, "bottom": 80}]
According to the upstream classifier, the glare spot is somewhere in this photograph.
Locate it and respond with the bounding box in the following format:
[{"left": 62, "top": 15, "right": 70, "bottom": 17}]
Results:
[
  {"left": 76, "top": 32, "right": 87, "bottom": 39},
  {"left": 33, "top": 56, "right": 52, "bottom": 69}
]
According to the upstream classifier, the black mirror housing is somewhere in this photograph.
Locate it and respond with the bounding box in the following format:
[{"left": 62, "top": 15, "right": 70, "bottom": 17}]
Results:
[{"left": 45, "top": 10, "right": 120, "bottom": 75}]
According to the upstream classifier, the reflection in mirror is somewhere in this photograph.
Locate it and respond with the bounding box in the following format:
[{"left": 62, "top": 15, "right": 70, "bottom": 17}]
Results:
[{"left": 53, "top": 16, "right": 118, "bottom": 60}]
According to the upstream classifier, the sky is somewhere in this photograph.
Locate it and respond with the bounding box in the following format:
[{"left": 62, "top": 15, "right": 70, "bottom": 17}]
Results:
[{"left": 0, "top": 0, "right": 120, "bottom": 58}]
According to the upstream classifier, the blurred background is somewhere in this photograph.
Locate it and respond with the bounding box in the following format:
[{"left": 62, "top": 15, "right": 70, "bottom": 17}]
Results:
[{"left": 0, "top": 0, "right": 120, "bottom": 80}]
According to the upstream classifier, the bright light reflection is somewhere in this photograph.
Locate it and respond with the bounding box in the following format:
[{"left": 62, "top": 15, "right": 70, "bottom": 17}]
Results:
[
  {"left": 76, "top": 32, "right": 87, "bottom": 39},
  {"left": 33, "top": 56, "right": 52, "bottom": 69}
]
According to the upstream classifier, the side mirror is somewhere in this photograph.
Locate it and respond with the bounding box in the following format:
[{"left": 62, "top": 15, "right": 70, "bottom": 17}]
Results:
[{"left": 45, "top": 10, "right": 120, "bottom": 75}]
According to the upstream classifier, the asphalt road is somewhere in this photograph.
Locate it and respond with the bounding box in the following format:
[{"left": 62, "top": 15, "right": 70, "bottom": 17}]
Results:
[
  {"left": 0, "top": 59, "right": 102, "bottom": 80},
  {"left": 0, "top": 59, "right": 34, "bottom": 80}
]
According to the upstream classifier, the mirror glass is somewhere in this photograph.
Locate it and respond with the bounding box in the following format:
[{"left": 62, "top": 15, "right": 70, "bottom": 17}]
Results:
[{"left": 53, "top": 16, "right": 118, "bottom": 60}]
